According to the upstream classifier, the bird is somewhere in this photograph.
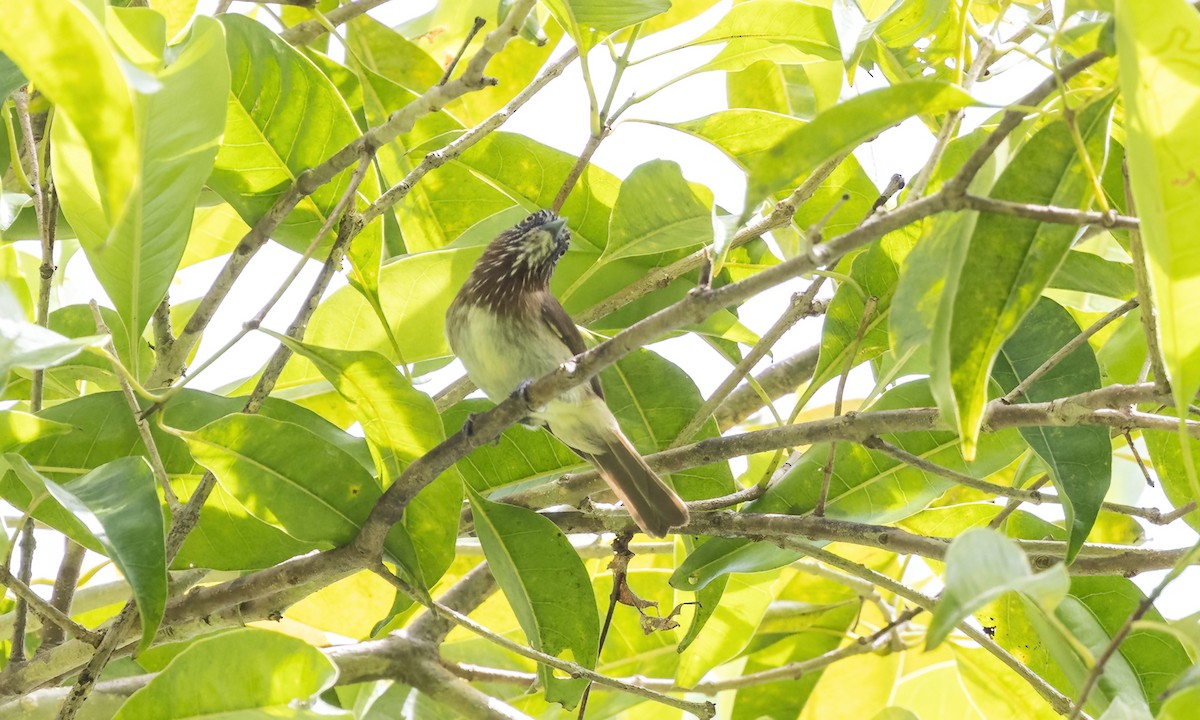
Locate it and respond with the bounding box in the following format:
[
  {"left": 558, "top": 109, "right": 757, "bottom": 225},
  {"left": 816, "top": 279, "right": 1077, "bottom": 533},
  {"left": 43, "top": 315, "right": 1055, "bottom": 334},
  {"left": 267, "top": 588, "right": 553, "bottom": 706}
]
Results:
[{"left": 445, "top": 209, "right": 690, "bottom": 537}]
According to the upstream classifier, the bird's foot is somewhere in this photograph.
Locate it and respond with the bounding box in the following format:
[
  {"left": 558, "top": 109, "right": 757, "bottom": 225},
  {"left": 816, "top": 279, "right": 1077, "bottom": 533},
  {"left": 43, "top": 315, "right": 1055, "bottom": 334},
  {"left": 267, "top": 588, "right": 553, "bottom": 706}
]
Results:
[
  {"left": 461, "top": 412, "right": 479, "bottom": 437},
  {"left": 514, "top": 379, "right": 544, "bottom": 412},
  {"left": 462, "top": 413, "right": 503, "bottom": 446}
]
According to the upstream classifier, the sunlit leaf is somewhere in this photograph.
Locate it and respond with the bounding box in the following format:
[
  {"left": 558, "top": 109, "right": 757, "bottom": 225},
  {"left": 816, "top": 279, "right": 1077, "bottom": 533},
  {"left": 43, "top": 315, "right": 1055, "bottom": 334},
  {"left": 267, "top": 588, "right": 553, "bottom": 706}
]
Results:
[
  {"left": 1115, "top": 0, "right": 1200, "bottom": 409},
  {"left": 0, "top": 288, "right": 104, "bottom": 394},
  {"left": 114, "top": 628, "right": 343, "bottom": 719},
  {"left": 745, "top": 81, "right": 975, "bottom": 213},
  {"left": 605, "top": 160, "right": 713, "bottom": 261},
  {"left": 927, "top": 529, "right": 1068, "bottom": 649},
  {"left": 211, "top": 14, "right": 384, "bottom": 293},
  {"left": 0, "top": 0, "right": 135, "bottom": 216},
  {"left": 51, "top": 13, "right": 227, "bottom": 356}
]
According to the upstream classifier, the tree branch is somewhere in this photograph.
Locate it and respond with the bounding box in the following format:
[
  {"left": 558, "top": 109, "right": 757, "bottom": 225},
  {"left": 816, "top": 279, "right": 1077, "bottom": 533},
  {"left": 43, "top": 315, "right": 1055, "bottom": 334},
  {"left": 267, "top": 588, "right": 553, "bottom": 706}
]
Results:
[
  {"left": 279, "top": 0, "right": 392, "bottom": 46},
  {"left": 372, "top": 565, "right": 717, "bottom": 719},
  {"left": 0, "top": 567, "right": 99, "bottom": 648},
  {"left": 715, "top": 345, "right": 819, "bottom": 430}
]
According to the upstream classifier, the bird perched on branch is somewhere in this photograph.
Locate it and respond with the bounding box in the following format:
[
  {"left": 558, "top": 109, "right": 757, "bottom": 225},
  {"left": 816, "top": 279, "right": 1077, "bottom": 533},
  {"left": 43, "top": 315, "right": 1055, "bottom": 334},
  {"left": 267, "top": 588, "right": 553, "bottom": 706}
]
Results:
[{"left": 446, "top": 209, "right": 689, "bottom": 537}]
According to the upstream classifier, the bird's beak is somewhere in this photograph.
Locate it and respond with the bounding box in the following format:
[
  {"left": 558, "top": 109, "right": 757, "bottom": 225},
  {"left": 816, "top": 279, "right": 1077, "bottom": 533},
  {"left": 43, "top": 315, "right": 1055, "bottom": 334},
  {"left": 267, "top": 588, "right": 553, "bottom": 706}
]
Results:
[{"left": 543, "top": 217, "right": 568, "bottom": 237}]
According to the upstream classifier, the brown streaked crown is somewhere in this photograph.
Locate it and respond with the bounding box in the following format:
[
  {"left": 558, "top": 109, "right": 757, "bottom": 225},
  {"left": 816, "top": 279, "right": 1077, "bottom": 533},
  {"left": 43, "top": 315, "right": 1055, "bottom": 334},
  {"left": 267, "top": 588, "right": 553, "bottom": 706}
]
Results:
[{"left": 459, "top": 210, "right": 571, "bottom": 314}]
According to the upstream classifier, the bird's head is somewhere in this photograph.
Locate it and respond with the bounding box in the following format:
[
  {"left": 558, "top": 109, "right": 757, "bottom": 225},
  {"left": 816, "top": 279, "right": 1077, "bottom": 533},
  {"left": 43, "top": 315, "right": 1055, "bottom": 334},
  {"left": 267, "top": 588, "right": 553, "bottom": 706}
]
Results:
[
  {"left": 457, "top": 210, "right": 572, "bottom": 312},
  {"left": 493, "top": 209, "right": 570, "bottom": 272}
]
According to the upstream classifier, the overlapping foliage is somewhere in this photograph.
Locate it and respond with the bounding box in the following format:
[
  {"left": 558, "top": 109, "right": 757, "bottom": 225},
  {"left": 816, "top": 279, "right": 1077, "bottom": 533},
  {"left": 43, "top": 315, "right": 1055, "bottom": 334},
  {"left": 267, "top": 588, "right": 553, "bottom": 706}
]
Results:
[{"left": 1, "top": 0, "right": 1200, "bottom": 718}]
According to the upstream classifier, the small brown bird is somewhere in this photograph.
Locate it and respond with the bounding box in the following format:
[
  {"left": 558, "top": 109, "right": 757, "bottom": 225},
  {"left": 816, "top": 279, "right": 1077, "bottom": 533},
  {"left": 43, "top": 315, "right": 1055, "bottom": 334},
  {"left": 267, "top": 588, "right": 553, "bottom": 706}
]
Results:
[{"left": 446, "top": 209, "right": 690, "bottom": 537}]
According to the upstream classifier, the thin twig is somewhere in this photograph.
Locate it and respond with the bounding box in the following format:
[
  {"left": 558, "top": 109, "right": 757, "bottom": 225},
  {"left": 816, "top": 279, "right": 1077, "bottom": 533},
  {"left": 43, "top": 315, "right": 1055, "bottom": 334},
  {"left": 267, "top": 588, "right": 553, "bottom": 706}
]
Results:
[
  {"left": 362, "top": 47, "right": 578, "bottom": 226},
  {"left": 1002, "top": 298, "right": 1138, "bottom": 403},
  {"left": 243, "top": 206, "right": 368, "bottom": 408},
  {"left": 1121, "top": 159, "right": 1169, "bottom": 393},
  {"left": 576, "top": 532, "right": 633, "bottom": 720},
  {"left": 907, "top": 39, "right": 993, "bottom": 200},
  {"left": 673, "top": 282, "right": 827, "bottom": 446},
  {"left": 441, "top": 17, "right": 488, "bottom": 86},
  {"left": 1124, "top": 430, "right": 1155, "bottom": 487},
  {"left": 962, "top": 194, "right": 1138, "bottom": 230},
  {"left": 715, "top": 346, "right": 820, "bottom": 430},
  {"left": 13, "top": 84, "right": 55, "bottom": 665},
  {"left": 9, "top": 523, "right": 34, "bottom": 663},
  {"left": 862, "top": 437, "right": 1044, "bottom": 503},
  {"left": 552, "top": 130, "right": 608, "bottom": 214},
  {"left": 90, "top": 301, "right": 182, "bottom": 514},
  {"left": 988, "top": 475, "right": 1051, "bottom": 530},
  {"left": 815, "top": 296, "right": 878, "bottom": 516}
]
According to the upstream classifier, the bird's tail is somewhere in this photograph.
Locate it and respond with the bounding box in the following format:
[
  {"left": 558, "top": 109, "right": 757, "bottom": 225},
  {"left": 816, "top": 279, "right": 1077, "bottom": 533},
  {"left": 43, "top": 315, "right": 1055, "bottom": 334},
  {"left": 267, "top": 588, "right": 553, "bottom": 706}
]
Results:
[{"left": 587, "top": 432, "right": 689, "bottom": 537}]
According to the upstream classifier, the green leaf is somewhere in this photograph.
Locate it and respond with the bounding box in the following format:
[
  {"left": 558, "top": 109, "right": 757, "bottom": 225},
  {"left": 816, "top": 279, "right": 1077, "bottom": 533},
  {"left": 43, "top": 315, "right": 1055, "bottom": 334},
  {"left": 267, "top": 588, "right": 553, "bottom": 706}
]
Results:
[
  {"left": 347, "top": 19, "right": 464, "bottom": 253},
  {"left": 113, "top": 628, "right": 344, "bottom": 719},
  {"left": 953, "top": 644, "right": 1063, "bottom": 720},
  {"left": 927, "top": 528, "right": 1068, "bottom": 650},
  {"left": 0, "top": 0, "right": 136, "bottom": 218},
  {"left": 182, "top": 412, "right": 424, "bottom": 591},
  {"left": 1031, "top": 578, "right": 1190, "bottom": 717},
  {"left": 1050, "top": 250, "right": 1135, "bottom": 298},
  {"left": 605, "top": 160, "right": 714, "bottom": 260},
  {"left": 445, "top": 399, "right": 582, "bottom": 492},
  {"left": 727, "top": 57, "right": 843, "bottom": 120},
  {"left": 2, "top": 453, "right": 105, "bottom": 555},
  {"left": 183, "top": 414, "right": 381, "bottom": 544},
  {"left": 46, "top": 304, "right": 154, "bottom": 391},
  {"left": 677, "top": 571, "right": 778, "bottom": 686},
  {"left": 544, "top": 0, "right": 669, "bottom": 38},
  {"left": 684, "top": 0, "right": 839, "bottom": 58},
  {"left": 270, "top": 337, "right": 461, "bottom": 587},
  {"left": 941, "top": 96, "right": 1114, "bottom": 457},
  {"left": 671, "top": 380, "right": 1023, "bottom": 590},
  {"left": 1115, "top": 0, "right": 1200, "bottom": 409},
  {"left": 272, "top": 246, "right": 475, "bottom": 394},
  {"left": 991, "top": 298, "right": 1110, "bottom": 562},
  {"left": 745, "top": 81, "right": 975, "bottom": 212},
  {"left": 1144, "top": 415, "right": 1200, "bottom": 533},
  {"left": 647, "top": 109, "right": 878, "bottom": 239},
  {"left": 0, "top": 288, "right": 104, "bottom": 394},
  {"left": 455, "top": 132, "right": 620, "bottom": 252},
  {"left": 0, "top": 392, "right": 337, "bottom": 571},
  {"left": 0, "top": 410, "right": 73, "bottom": 452},
  {"left": 467, "top": 486, "right": 599, "bottom": 708},
  {"left": 727, "top": 572, "right": 859, "bottom": 718},
  {"left": 211, "top": 14, "right": 383, "bottom": 274},
  {"left": 50, "top": 13, "right": 227, "bottom": 356},
  {"left": 20, "top": 456, "right": 166, "bottom": 651}
]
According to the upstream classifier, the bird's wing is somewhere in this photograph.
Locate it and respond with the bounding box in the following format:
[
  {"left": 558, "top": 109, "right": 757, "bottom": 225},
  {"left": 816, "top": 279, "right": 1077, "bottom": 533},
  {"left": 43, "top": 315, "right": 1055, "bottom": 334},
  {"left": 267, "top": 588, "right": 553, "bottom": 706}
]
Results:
[{"left": 538, "top": 291, "right": 604, "bottom": 399}]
